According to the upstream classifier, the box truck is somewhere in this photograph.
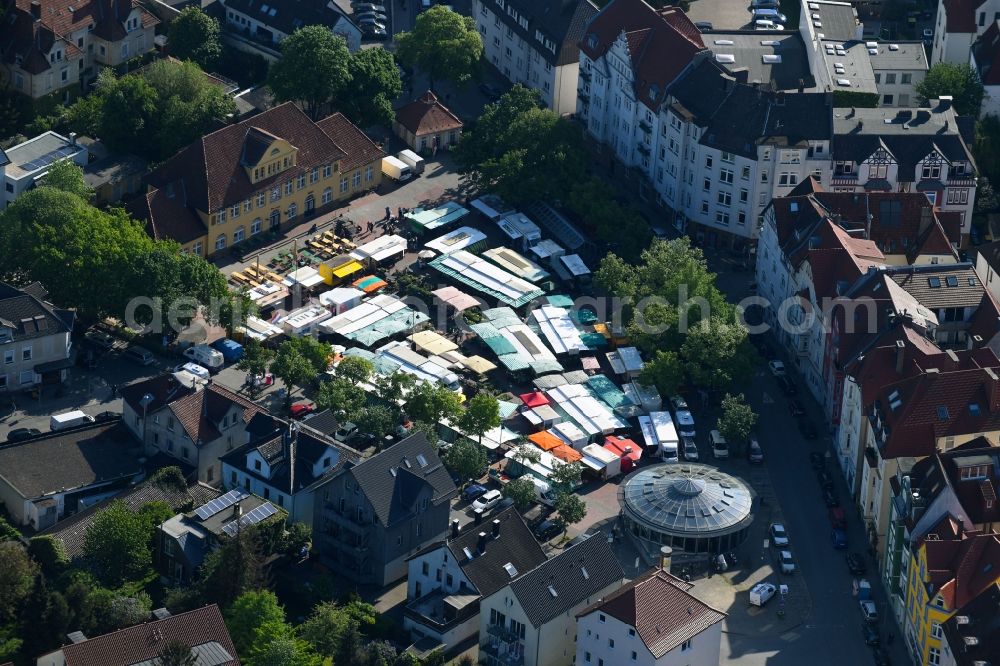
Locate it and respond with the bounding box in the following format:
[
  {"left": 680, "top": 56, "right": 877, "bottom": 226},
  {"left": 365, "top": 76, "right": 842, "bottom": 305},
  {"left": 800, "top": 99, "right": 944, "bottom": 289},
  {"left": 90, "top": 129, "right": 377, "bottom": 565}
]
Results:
[
  {"left": 381, "top": 156, "right": 412, "bottom": 182},
  {"left": 397, "top": 149, "right": 425, "bottom": 175},
  {"left": 50, "top": 410, "right": 96, "bottom": 431}
]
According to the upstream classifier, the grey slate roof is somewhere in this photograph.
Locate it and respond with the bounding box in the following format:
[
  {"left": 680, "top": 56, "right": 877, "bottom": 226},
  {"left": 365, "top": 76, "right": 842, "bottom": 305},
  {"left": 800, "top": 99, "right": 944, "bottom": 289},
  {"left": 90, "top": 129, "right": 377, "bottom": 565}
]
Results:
[
  {"left": 221, "top": 0, "right": 355, "bottom": 37},
  {"left": 703, "top": 32, "right": 813, "bottom": 91},
  {"left": 39, "top": 479, "right": 221, "bottom": 559},
  {"left": 0, "top": 282, "right": 74, "bottom": 342},
  {"left": 494, "top": 0, "right": 600, "bottom": 67},
  {"left": 507, "top": 533, "right": 624, "bottom": 627},
  {"left": 670, "top": 59, "right": 831, "bottom": 159},
  {"left": 0, "top": 422, "right": 142, "bottom": 500},
  {"left": 446, "top": 508, "right": 548, "bottom": 598},
  {"left": 348, "top": 432, "right": 457, "bottom": 526},
  {"left": 888, "top": 264, "right": 985, "bottom": 308}
]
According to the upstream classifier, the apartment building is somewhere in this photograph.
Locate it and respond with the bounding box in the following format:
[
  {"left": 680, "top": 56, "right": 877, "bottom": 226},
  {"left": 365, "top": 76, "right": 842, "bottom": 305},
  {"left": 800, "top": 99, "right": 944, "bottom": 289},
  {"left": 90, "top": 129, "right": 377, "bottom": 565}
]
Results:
[
  {"left": 931, "top": 0, "right": 1000, "bottom": 64},
  {"left": 473, "top": 0, "right": 598, "bottom": 115},
  {"left": 0, "top": 282, "right": 75, "bottom": 393},
  {"left": 971, "top": 21, "right": 1000, "bottom": 117},
  {"left": 130, "top": 104, "right": 384, "bottom": 257},
  {"left": 0, "top": 0, "right": 158, "bottom": 101},
  {"left": 220, "top": 0, "right": 361, "bottom": 55},
  {"left": 2, "top": 131, "right": 87, "bottom": 208}
]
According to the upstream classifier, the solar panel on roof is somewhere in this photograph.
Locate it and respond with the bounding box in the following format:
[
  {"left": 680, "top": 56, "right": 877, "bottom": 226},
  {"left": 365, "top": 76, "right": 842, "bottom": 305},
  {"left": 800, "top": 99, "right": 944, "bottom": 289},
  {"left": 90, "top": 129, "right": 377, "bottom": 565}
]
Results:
[
  {"left": 195, "top": 488, "right": 249, "bottom": 520},
  {"left": 221, "top": 501, "right": 278, "bottom": 537}
]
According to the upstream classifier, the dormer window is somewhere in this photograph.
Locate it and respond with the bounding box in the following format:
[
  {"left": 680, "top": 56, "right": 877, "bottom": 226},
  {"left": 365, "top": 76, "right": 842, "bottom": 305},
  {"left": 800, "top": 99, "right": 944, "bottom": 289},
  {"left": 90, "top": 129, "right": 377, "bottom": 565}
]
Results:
[{"left": 587, "top": 33, "right": 598, "bottom": 49}]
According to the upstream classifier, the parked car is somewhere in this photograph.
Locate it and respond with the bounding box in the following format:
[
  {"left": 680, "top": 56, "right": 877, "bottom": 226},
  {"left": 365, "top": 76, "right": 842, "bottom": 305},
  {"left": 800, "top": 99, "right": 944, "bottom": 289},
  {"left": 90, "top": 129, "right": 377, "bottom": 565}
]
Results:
[
  {"left": 289, "top": 400, "right": 315, "bottom": 419},
  {"left": 533, "top": 519, "right": 562, "bottom": 541},
  {"left": 355, "top": 10, "right": 387, "bottom": 20},
  {"left": 798, "top": 418, "right": 818, "bottom": 439},
  {"left": 479, "top": 83, "right": 504, "bottom": 101},
  {"left": 492, "top": 497, "right": 515, "bottom": 514},
  {"left": 787, "top": 399, "right": 806, "bottom": 416},
  {"left": 817, "top": 469, "right": 834, "bottom": 489},
  {"left": 361, "top": 24, "right": 388, "bottom": 39},
  {"left": 175, "top": 362, "right": 210, "bottom": 381},
  {"left": 750, "top": 0, "right": 780, "bottom": 7},
  {"left": 211, "top": 338, "right": 244, "bottom": 362},
  {"left": 673, "top": 406, "right": 696, "bottom": 437},
  {"left": 472, "top": 489, "right": 503, "bottom": 513},
  {"left": 847, "top": 552, "right": 867, "bottom": 575},
  {"left": 84, "top": 328, "right": 117, "bottom": 350},
  {"left": 754, "top": 19, "right": 784, "bottom": 29},
  {"left": 682, "top": 436, "right": 699, "bottom": 461},
  {"left": 352, "top": 2, "right": 387, "bottom": 11},
  {"left": 356, "top": 16, "right": 386, "bottom": 29},
  {"left": 123, "top": 345, "right": 156, "bottom": 366},
  {"left": 94, "top": 411, "right": 119, "bottom": 423},
  {"left": 462, "top": 484, "right": 488, "bottom": 503},
  {"left": 823, "top": 487, "right": 840, "bottom": 508},
  {"left": 872, "top": 645, "right": 892, "bottom": 665},
  {"left": 694, "top": 20, "right": 713, "bottom": 30},
  {"left": 768, "top": 360, "right": 786, "bottom": 376},
  {"left": 860, "top": 599, "right": 879, "bottom": 622},
  {"left": 749, "top": 582, "right": 777, "bottom": 606},
  {"left": 6, "top": 427, "right": 41, "bottom": 443},
  {"left": 748, "top": 437, "right": 764, "bottom": 464},
  {"left": 829, "top": 507, "right": 847, "bottom": 529},
  {"left": 779, "top": 550, "right": 796, "bottom": 573},
  {"left": 830, "top": 528, "right": 848, "bottom": 549},
  {"left": 776, "top": 376, "right": 797, "bottom": 396},
  {"left": 810, "top": 451, "right": 826, "bottom": 470},
  {"left": 770, "top": 522, "right": 789, "bottom": 547},
  {"left": 753, "top": 8, "right": 788, "bottom": 23},
  {"left": 861, "top": 622, "right": 881, "bottom": 646},
  {"left": 710, "top": 429, "right": 729, "bottom": 459}
]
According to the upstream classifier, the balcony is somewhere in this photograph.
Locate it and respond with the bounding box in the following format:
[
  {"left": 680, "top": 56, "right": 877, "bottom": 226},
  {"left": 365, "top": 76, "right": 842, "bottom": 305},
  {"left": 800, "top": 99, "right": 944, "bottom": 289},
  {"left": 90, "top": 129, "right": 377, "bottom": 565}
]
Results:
[
  {"left": 323, "top": 507, "right": 369, "bottom": 533},
  {"left": 481, "top": 641, "right": 525, "bottom": 666},
  {"left": 404, "top": 590, "right": 480, "bottom": 631},
  {"left": 486, "top": 623, "right": 521, "bottom": 643},
  {"left": 578, "top": 91, "right": 590, "bottom": 103},
  {"left": 579, "top": 69, "right": 591, "bottom": 82},
  {"left": 637, "top": 143, "right": 651, "bottom": 157},
  {"left": 639, "top": 120, "right": 652, "bottom": 134}
]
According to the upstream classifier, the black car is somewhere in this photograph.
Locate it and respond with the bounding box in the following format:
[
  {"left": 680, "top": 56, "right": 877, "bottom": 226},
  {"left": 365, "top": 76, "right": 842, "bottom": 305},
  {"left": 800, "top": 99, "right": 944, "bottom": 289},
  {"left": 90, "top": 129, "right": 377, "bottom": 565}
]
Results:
[
  {"left": 822, "top": 487, "right": 840, "bottom": 508},
  {"left": 872, "top": 646, "right": 891, "bottom": 666},
  {"left": 776, "top": 376, "right": 797, "bottom": 396},
  {"left": 533, "top": 519, "right": 563, "bottom": 541},
  {"left": 6, "top": 427, "right": 41, "bottom": 443},
  {"left": 847, "top": 553, "right": 867, "bottom": 575},
  {"left": 798, "top": 418, "right": 818, "bottom": 439},
  {"left": 694, "top": 20, "right": 713, "bottom": 30},
  {"left": 809, "top": 451, "right": 826, "bottom": 471},
  {"left": 861, "top": 622, "right": 880, "bottom": 646},
  {"left": 492, "top": 497, "right": 515, "bottom": 514},
  {"left": 817, "top": 469, "right": 834, "bottom": 489},
  {"left": 94, "top": 411, "right": 120, "bottom": 423}
]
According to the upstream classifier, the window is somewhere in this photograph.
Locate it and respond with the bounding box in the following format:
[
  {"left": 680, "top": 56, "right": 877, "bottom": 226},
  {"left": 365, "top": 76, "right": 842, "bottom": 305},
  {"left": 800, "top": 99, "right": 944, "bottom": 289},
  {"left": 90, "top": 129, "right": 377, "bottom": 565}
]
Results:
[
  {"left": 3, "top": 350, "right": 12, "bottom": 364},
  {"left": 778, "top": 172, "right": 798, "bottom": 186},
  {"left": 323, "top": 164, "right": 333, "bottom": 178},
  {"left": 716, "top": 212, "right": 730, "bottom": 225},
  {"left": 703, "top": 178, "right": 711, "bottom": 192},
  {"left": 340, "top": 177, "right": 349, "bottom": 193},
  {"left": 705, "top": 155, "right": 713, "bottom": 169},
  {"left": 835, "top": 161, "right": 854, "bottom": 175},
  {"left": 352, "top": 171, "right": 361, "bottom": 188},
  {"left": 322, "top": 187, "right": 333, "bottom": 204},
  {"left": 284, "top": 181, "right": 293, "bottom": 195},
  {"left": 297, "top": 174, "right": 306, "bottom": 189},
  {"left": 628, "top": 629, "right": 635, "bottom": 637},
  {"left": 251, "top": 218, "right": 262, "bottom": 235},
  {"left": 257, "top": 193, "right": 265, "bottom": 207},
  {"left": 931, "top": 622, "right": 942, "bottom": 639},
  {"left": 287, "top": 203, "right": 297, "bottom": 219},
  {"left": 215, "top": 233, "right": 227, "bottom": 251},
  {"left": 630, "top": 651, "right": 637, "bottom": 661},
  {"left": 929, "top": 647, "right": 940, "bottom": 665},
  {"left": 20, "top": 346, "right": 31, "bottom": 361},
  {"left": 608, "top": 638, "right": 615, "bottom": 648},
  {"left": 216, "top": 209, "right": 226, "bottom": 225},
  {"left": 422, "top": 562, "right": 429, "bottom": 575},
  {"left": 885, "top": 73, "right": 896, "bottom": 84},
  {"left": 599, "top": 614, "right": 606, "bottom": 623},
  {"left": 681, "top": 639, "right": 692, "bottom": 652},
  {"left": 718, "top": 191, "right": 732, "bottom": 206},
  {"left": 701, "top": 201, "right": 710, "bottom": 214},
  {"left": 882, "top": 95, "right": 894, "bottom": 105},
  {"left": 181, "top": 447, "right": 189, "bottom": 460},
  {"left": 721, "top": 151, "right": 735, "bottom": 163},
  {"left": 901, "top": 73, "right": 911, "bottom": 84},
  {"left": 366, "top": 165, "right": 374, "bottom": 182},
  {"left": 233, "top": 226, "right": 245, "bottom": 243},
  {"left": 121, "top": 43, "right": 128, "bottom": 58},
  {"left": 742, "top": 166, "right": 751, "bottom": 180},
  {"left": 922, "top": 164, "right": 941, "bottom": 179},
  {"left": 870, "top": 163, "right": 888, "bottom": 179},
  {"left": 721, "top": 168, "right": 734, "bottom": 184},
  {"left": 19, "top": 370, "right": 34, "bottom": 384},
  {"left": 740, "top": 188, "right": 749, "bottom": 203},
  {"left": 271, "top": 187, "right": 281, "bottom": 202},
  {"left": 584, "top": 653, "right": 591, "bottom": 663},
  {"left": 254, "top": 459, "right": 262, "bottom": 471}
]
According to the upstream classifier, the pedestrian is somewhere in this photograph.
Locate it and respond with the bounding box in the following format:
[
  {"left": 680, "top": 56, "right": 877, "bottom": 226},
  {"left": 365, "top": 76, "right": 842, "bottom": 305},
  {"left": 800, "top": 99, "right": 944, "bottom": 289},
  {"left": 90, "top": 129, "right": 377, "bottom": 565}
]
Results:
[
  {"left": 385, "top": 206, "right": 391, "bottom": 221},
  {"left": 398, "top": 206, "right": 403, "bottom": 220},
  {"left": 368, "top": 221, "right": 374, "bottom": 233}
]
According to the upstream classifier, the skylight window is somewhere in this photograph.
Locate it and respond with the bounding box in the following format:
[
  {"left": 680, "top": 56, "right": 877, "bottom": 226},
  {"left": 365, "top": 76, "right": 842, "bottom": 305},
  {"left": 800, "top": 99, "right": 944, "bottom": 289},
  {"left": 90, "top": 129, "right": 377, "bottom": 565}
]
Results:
[
  {"left": 836, "top": 79, "right": 851, "bottom": 86},
  {"left": 946, "top": 275, "right": 959, "bottom": 287},
  {"left": 970, "top": 403, "right": 981, "bottom": 416},
  {"left": 714, "top": 39, "right": 734, "bottom": 45},
  {"left": 936, "top": 405, "right": 950, "bottom": 421},
  {"left": 416, "top": 453, "right": 428, "bottom": 467},
  {"left": 548, "top": 585, "right": 558, "bottom": 597},
  {"left": 463, "top": 547, "right": 474, "bottom": 560},
  {"left": 928, "top": 276, "right": 942, "bottom": 288},
  {"left": 715, "top": 54, "right": 736, "bottom": 63},
  {"left": 763, "top": 54, "right": 782, "bottom": 63},
  {"left": 581, "top": 566, "right": 590, "bottom": 579},
  {"left": 504, "top": 562, "right": 518, "bottom": 577}
]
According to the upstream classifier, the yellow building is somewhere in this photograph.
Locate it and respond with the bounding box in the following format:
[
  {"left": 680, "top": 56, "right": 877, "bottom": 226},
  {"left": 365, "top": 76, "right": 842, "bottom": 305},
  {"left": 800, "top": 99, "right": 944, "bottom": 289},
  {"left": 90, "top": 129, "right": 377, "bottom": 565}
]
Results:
[
  {"left": 129, "top": 103, "right": 384, "bottom": 257},
  {"left": 903, "top": 526, "right": 1000, "bottom": 665}
]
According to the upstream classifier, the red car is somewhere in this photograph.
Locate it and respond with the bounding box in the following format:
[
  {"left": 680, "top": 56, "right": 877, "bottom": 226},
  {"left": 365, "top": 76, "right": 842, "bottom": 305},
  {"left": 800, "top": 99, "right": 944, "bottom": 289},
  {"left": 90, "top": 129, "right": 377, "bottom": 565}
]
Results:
[
  {"left": 289, "top": 400, "right": 315, "bottom": 418},
  {"left": 829, "top": 507, "right": 847, "bottom": 530},
  {"left": 788, "top": 399, "right": 806, "bottom": 417}
]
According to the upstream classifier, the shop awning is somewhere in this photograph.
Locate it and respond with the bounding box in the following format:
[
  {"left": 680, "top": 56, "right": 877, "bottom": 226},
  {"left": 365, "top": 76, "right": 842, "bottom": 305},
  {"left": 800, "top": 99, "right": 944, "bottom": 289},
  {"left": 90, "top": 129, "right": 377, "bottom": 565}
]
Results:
[
  {"left": 431, "top": 286, "right": 481, "bottom": 312},
  {"left": 353, "top": 275, "right": 388, "bottom": 294},
  {"left": 528, "top": 430, "right": 564, "bottom": 451},
  {"left": 551, "top": 444, "right": 582, "bottom": 463},
  {"left": 519, "top": 390, "right": 550, "bottom": 408},
  {"left": 462, "top": 355, "right": 496, "bottom": 374},
  {"left": 331, "top": 260, "right": 364, "bottom": 278}
]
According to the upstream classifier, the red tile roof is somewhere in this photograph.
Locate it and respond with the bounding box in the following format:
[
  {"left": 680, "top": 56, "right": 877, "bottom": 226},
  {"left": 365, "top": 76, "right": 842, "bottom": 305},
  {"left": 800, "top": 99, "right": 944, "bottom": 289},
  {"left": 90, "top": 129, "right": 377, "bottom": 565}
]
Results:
[
  {"left": 578, "top": 0, "right": 704, "bottom": 111},
  {"left": 579, "top": 569, "right": 725, "bottom": 658},
  {"left": 943, "top": 0, "right": 980, "bottom": 33},
  {"left": 60, "top": 604, "right": 239, "bottom": 665},
  {"left": 393, "top": 90, "right": 463, "bottom": 137},
  {"left": 316, "top": 112, "right": 386, "bottom": 171},
  {"left": 167, "top": 382, "right": 262, "bottom": 444},
  {"left": 923, "top": 533, "right": 1000, "bottom": 610}
]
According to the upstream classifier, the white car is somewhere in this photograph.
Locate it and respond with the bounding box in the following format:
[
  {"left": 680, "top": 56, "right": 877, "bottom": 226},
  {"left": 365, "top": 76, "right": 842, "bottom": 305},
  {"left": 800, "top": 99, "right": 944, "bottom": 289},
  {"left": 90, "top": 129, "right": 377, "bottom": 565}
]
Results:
[
  {"left": 472, "top": 489, "right": 503, "bottom": 513},
  {"left": 770, "top": 523, "right": 789, "bottom": 547},
  {"left": 779, "top": 550, "right": 796, "bottom": 574},
  {"left": 175, "top": 362, "right": 210, "bottom": 381},
  {"left": 860, "top": 599, "right": 878, "bottom": 622},
  {"left": 749, "top": 582, "right": 777, "bottom": 607},
  {"left": 670, "top": 395, "right": 689, "bottom": 412},
  {"left": 682, "top": 436, "right": 698, "bottom": 461},
  {"left": 674, "top": 408, "right": 696, "bottom": 437},
  {"left": 768, "top": 360, "right": 786, "bottom": 377}
]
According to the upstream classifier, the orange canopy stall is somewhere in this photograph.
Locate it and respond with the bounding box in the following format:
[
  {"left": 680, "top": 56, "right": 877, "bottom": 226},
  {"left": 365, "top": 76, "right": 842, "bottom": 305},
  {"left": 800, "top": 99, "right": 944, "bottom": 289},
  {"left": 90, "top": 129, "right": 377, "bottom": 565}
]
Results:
[{"left": 528, "top": 430, "right": 564, "bottom": 451}]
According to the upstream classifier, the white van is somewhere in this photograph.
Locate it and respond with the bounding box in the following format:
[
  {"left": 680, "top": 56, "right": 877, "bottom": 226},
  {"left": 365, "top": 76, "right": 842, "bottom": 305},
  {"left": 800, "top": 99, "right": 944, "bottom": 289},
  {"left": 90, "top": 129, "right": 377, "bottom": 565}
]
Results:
[
  {"left": 50, "top": 410, "right": 96, "bottom": 431},
  {"left": 710, "top": 429, "right": 729, "bottom": 459},
  {"left": 183, "top": 344, "right": 224, "bottom": 373},
  {"left": 531, "top": 477, "right": 557, "bottom": 507},
  {"left": 661, "top": 442, "right": 679, "bottom": 463}
]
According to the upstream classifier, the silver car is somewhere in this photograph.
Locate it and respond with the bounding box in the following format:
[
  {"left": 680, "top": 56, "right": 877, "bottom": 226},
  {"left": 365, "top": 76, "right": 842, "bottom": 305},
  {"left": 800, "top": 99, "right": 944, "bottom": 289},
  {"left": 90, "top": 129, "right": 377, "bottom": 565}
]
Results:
[{"left": 682, "top": 436, "right": 698, "bottom": 461}]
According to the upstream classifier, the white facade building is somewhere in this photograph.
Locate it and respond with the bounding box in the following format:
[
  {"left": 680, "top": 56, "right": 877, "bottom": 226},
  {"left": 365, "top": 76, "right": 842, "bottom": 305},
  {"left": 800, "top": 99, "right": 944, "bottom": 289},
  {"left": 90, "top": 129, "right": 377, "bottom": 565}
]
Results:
[
  {"left": 221, "top": 0, "right": 362, "bottom": 53},
  {"left": 2, "top": 132, "right": 87, "bottom": 209},
  {"left": 473, "top": 0, "right": 598, "bottom": 115},
  {"left": 931, "top": 0, "right": 1000, "bottom": 64}
]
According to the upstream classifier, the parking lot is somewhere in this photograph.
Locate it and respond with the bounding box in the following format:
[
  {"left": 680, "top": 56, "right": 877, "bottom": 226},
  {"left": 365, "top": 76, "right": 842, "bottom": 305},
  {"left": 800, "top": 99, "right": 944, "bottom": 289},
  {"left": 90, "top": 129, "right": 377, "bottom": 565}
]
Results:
[{"left": 686, "top": 0, "right": 755, "bottom": 31}]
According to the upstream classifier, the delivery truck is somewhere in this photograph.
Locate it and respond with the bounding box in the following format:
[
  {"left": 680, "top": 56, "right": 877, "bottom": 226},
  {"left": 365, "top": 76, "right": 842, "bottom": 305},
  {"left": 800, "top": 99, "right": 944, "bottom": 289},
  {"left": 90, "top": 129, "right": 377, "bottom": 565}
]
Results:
[
  {"left": 381, "top": 156, "right": 412, "bottom": 182},
  {"left": 397, "top": 149, "right": 425, "bottom": 175}
]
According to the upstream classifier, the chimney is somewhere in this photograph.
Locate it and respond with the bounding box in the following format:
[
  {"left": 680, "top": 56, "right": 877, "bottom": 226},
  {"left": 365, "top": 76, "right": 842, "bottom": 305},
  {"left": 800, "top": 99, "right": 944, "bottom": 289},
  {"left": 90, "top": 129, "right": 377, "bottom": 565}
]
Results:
[
  {"left": 491, "top": 518, "right": 501, "bottom": 539},
  {"left": 857, "top": 120, "right": 864, "bottom": 131},
  {"left": 477, "top": 531, "right": 487, "bottom": 554},
  {"left": 946, "top": 349, "right": 959, "bottom": 363},
  {"left": 798, "top": 78, "right": 805, "bottom": 93},
  {"left": 450, "top": 519, "right": 460, "bottom": 539},
  {"left": 30, "top": 1, "right": 41, "bottom": 20},
  {"left": 938, "top": 95, "right": 953, "bottom": 110},
  {"left": 69, "top": 132, "right": 77, "bottom": 146},
  {"left": 660, "top": 546, "right": 673, "bottom": 573},
  {"left": 474, "top": 508, "right": 483, "bottom": 525},
  {"left": 957, "top": 519, "right": 964, "bottom": 538},
  {"left": 895, "top": 339, "right": 906, "bottom": 374},
  {"left": 985, "top": 368, "right": 1000, "bottom": 412},
  {"left": 232, "top": 502, "right": 242, "bottom": 519}
]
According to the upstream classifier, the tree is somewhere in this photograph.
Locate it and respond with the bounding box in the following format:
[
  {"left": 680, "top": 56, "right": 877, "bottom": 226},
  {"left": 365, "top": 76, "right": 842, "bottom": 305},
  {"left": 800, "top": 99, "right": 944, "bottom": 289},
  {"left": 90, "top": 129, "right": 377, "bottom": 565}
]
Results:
[
  {"left": 681, "top": 318, "right": 757, "bottom": 393},
  {"left": 297, "top": 602, "right": 354, "bottom": 658},
  {"left": 200, "top": 527, "right": 266, "bottom": 608},
  {"left": 554, "top": 493, "right": 586, "bottom": 528},
  {"left": 217, "top": 288, "right": 257, "bottom": 337},
  {"left": 82, "top": 500, "right": 152, "bottom": 586},
  {"left": 395, "top": 6, "right": 483, "bottom": 90},
  {"left": 458, "top": 392, "right": 501, "bottom": 448},
  {"left": 341, "top": 48, "right": 403, "bottom": 127},
  {"left": 718, "top": 393, "right": 757, "bottom": 450},
  {"left": 567, "top": 178, "right": 652, "bottom": 261},
  {"left": 511, "top": 443, "right": 541, "bottom": 466},
  {"left": 373, "top": 371, "right": 416, "bottom": 405},
  {"left": 549, "top": 462, "right": 582, "bottom": 495},
  {"left": 442, "top": 438, "right": 488, "bottom": 484},
  {"left": 156, "top": 639, "right": 199, "bottom": 666},
  {"left": 41, "top": 159, "right": 93, "bottom": 200},
  {"left": 315, "top": 377, "right": 367, "bottom": 419},
  {"left": 27, "top": 536, "right": 68, "bottom": 577},
  {"left": 20, "top": 576, "right": 71, "bottom": 657},
  {"left": 225, "top": 590, "right": 287, "bottom": 656},
  {"left": 406, "top": 381, "right": 463, "bottom": 425},
  {"left": 237, "top": 338, "right": 276, "bottom": 397},
  {"left": 281, "top": 522, "right": 312, "bottom": 556},
  {"left": 271, "top": 341, "right": 317, "bottom": 397},
  {"left": 355, "top": 405, "right": 396, "bottom": 443},
  {"left": 336, "top": 355, "right": 374, "bottom": 385},
  {"left": 502, "top": 477, "right": 536, "bottom": 511},
  {"left": 268, "top": 26, "right": 352, "bottom": 119},
  {"left": 95, "top": 72, "right": 159, "bottom": 155},
  {"left": 975, "top": 115, "right": 1000, "bottom": 186},
  {"left": 638, "top": 350, "right": 683, "bottom": 398},
  {"left": 916, "top": 63, "right": 984, "bottom": 116},
  {"left": 0, "top": 543, "right": 37, "bottom": 622},
  {"left": 248, "top": 634, "right": 321, "bottom": 666},
  {"left": 168, "top": 7, "right": 222, "bottom": 70}
]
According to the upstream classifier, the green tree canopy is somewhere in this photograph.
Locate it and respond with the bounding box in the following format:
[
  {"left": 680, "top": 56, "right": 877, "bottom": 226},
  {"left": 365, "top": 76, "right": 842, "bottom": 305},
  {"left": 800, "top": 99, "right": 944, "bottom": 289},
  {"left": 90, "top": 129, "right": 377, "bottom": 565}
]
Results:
[
  {"left": 156, "top": 639, "right": 199, "bottom": 666},
  {"left": 355, "top": 404, "right": 396, "bottom": 443},
  {"left": 236, "top": 338, "right": 275, "bottom": 397},
  {"left": 335, "top": 355, "right": 374, "bottom": 385},
  {"left": 225, "top": 590, "right": 287, "bottom": 656},
  {"left": 373, "top": 371, "right": 416, "bottom": 405},
  {"left": 41, "top": 159, "right": 93, "bottom": 200},
  {"left": 567, "top": 178, "right": 652, "bottom": 261},
  {"left": 554, "top": 493, "right": 586, "bottom": 528},
  {"left": 502, "top": 477, "right": 536, "bottom": 511},
  {"left": 82, "top": 500, "right": 153, "bottom": 587},
  {"left": 549, "top": 462, "right": 582, "bottom": 495},
  {"left": 975, "top": 115, "right": 1000, "bottom": 186},
  {"left": 718, "top": 393, "right": 758, "bottom": 445},
  {"left": 638, "top": 350, "right": 683, "bottom": 398},
  {"left": 916, "top": 63, "right": 984, "bottom": 116},
  {"left": 315, "top": 377, "right": 367, "bottom": 419},
  {"left": 442, "top": 438, "right": 488, "bottom": 483},
  {"left": 268, "top": 26, "right": 352, "bottom": 119},
  {"left": 458, "top": 392, "right": 501, "bottom": 447},
  {"left": 271, "top": 341, "right": 318, "bottom": 396},
  {"left": 680, "top": 318, "right": 757, "bottom": 392},
  {"left": 396, "top": 6, "right": 483, "bottom": 90},
  {"left": 0, "top": 543, "right": 38, "bottom": 623},
  {"left": 168, "top": 7, "right": 223, "bottom": 69},
  {"left": 406, "top": 381, "right": 463, "bottom": 424},
  {"left": 341, "top": 48, "right": 404, "bottom": 127}
]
